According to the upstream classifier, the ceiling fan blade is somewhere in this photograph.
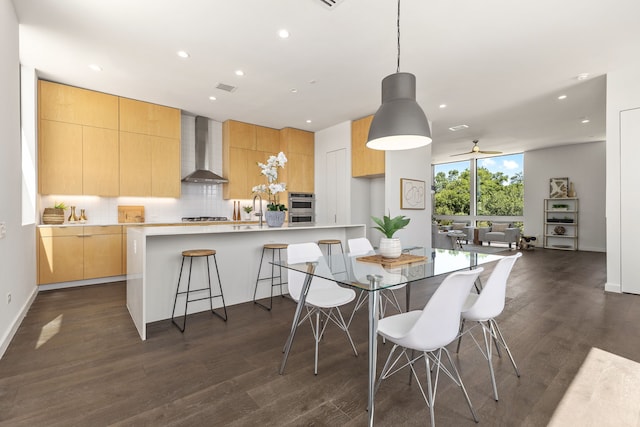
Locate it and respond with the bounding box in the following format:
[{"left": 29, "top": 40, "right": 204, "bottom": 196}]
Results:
[
  {"left": 450, "top": 151, "right": 473, "bottom": 157},
  {"left": 478, "top": 150, "right": 502, "bottom": 154}
]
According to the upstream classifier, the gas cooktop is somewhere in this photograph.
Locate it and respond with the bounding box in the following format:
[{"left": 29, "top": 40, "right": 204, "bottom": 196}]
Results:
[{"left": 181, "top": 216, "right": 229, "bottom": 222}]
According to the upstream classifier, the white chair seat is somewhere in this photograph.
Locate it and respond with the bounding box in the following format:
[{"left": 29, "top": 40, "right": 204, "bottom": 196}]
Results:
[
  {"left": 306, "top": 287, "right": 355, "bottom": 308},
  {"left": 377, "top": 310, "right": 421, "bottom": 341}
]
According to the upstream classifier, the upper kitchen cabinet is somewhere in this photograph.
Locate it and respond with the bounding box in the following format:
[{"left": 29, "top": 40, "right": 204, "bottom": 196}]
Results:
[
  {"left": 222, "top": 120, "right": 281, "bottom": 199},
  {"left": 119, "top": 98, "right": 181, "bottom": 198},
  {"left": 119, "top": 98, "right": 181, "bottom": 139},
  {"left": 280, "top": 127, "right": 314, "bottom": 193},
  {"left": 119, "top": 132, "right": 181, "bottom": 198},
  {"left": 351, "top": 115, "right": 385, "bottom": 177},
  {"left": 38, "top": 81, "right": 119, "bottom": 196},
  {"left": 39, "top": 80, "right": 118, "bottom": 129}
]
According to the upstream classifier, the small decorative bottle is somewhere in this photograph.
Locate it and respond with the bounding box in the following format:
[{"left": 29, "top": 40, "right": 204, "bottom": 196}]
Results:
[
  {"left": 68, "top": 206, "right": 78, "bottom": 223},
  {"left": 79, "top": 209, "right": 87, "bottom": 223},
  {"left": 236, "top": 201, "right": 241, "bottom": 221},
  {"left": 232, "top": 201, "right": 238, "bottom": 221}
]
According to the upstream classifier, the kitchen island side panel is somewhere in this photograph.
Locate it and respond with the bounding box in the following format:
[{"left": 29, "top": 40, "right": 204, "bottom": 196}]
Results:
[{"left": 127, "top": 224, "right": 365, "bottom": 339}]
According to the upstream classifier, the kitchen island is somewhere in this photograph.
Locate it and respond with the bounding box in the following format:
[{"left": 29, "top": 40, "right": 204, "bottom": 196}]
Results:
[{"left": 126, "top": 223, "right": 366, "bottom": 339}]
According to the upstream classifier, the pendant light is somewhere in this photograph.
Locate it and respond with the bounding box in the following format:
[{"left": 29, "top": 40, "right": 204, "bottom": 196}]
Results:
[{"left": 367, "top": 0, "right": 432, "bottom": 151}]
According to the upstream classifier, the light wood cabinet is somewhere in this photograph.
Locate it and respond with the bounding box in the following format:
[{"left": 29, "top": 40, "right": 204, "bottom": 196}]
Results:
[
  {"left": 120, "top": 132, "right": 180, "bottom": 198},
  {"left": 39, "top": 80, "right": 118, "bottom": 129},
  {"left": 351, "top": 115, "right": 385, "bottom": 177},
  {"left": 280, "top": 127, "right": 314, "bottom": 193},
  {"left": 82, "top": 127, "right": 119, "bottom": 196},
  {"left": 38, "top": 120, "right": 83, "bottom": 195},
  {"left": 83, "top": 226, "right": 122, "bottom": 279},
  {"left": 222, "top": 120, "right": 282, "bottom": 200},
  {"left": 119, "top": 97, "right": 181, "bottom": 139}
]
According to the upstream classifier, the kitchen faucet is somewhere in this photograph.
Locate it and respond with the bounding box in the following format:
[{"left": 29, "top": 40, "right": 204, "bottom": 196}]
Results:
[{"left": 253, "top": 194, "right": 264, "bottom": 227}]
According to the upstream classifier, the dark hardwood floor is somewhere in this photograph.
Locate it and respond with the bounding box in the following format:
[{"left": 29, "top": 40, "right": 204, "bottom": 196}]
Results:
[{"left": 1, "top": 248, "right": 636, "bottom": 426}]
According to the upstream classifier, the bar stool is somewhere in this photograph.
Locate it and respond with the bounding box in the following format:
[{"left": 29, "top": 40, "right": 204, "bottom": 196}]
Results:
[
  {"left": 171, "top": 249, "right": 228, "bottom": 333},
  {"left": 318, "top": 239, "right": 345, "bottom": 272},
  {"left": 253, "top": 243, "right": 288, "bottom": 311}
]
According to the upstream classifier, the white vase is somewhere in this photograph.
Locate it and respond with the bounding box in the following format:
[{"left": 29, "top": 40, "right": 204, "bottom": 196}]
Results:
[
  {"left": 379, "top": 237, "right": 402, "bottom": 259},
  {"left": 265, "top": 211, "right": 285, "bottom": 227}
]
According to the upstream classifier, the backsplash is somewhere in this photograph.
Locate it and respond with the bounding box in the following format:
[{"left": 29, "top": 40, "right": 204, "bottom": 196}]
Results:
[{"left": 38, "top": 115, "right": 258, "bottom": 225}]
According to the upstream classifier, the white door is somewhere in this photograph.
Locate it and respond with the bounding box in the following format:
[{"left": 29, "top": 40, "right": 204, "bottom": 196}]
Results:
[
  {"left": 621, "top": 107, "right": 640, "bottom": 294},
  {"left": 325, "top": 149, "right": 347, "bottom": 224}
]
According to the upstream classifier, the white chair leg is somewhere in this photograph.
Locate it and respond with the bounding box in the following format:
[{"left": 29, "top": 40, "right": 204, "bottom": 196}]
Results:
[
  {"left": 347, "top": 290, "right": 367, "bottom": 327},
  {"left": 314, "top": 310, "right": 320, "bottom": 375},
  {"left": 335, "top": 307, "right": 358, "bottom": 357},
  {"left": 424, "top": 354, "right": 436, "bottom": 427}
]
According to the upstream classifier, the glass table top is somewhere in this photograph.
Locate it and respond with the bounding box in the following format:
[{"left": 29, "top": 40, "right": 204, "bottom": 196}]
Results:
[{"left": 273, "top": 247, "right": 503, "bottom": 292}]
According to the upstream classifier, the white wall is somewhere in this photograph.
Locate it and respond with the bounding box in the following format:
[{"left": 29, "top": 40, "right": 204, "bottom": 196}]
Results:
[
  {"left": 606, "top": 65, "right": 640, "bottom": 293},
  {"left": 524, "top": 141, "right": 606, "bottom": 252},
  {"left": 1, "top": 0, "right": 38, "bottom": 358}
]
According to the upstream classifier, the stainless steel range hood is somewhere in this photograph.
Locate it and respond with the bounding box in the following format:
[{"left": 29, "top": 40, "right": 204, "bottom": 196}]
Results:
[{"left": 182, "top": 116, "right": 228, "bottom": 184}]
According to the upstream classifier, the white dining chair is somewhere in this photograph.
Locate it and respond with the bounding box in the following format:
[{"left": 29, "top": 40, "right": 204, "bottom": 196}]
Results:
[
  {"left": 376, "top": 268, "right": 484, "bottom": 426},
  {"left": 456, "top": 252, "right": 522, "bottom": 401},
  {"left": 347, "top": 237, "right": 406, "bottom": 327},
  {"left": 287, "top": 242, "right": 358, "bottom": 375}
]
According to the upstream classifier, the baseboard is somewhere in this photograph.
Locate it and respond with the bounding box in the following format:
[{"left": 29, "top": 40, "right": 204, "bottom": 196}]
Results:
[
  {"left": 605, "top": 282, "right": 622, "bottom": 293},
  {"left": 0, "top": 286, "right": 38, "bottom": 360}
]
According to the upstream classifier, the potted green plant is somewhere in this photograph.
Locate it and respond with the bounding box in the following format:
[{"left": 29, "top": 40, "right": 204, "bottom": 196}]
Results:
[
  {"left": 252, "top": 152, "right": 288, "bottom": 227},
  {"left": 242, "top": 205, "right": 253, "bottom": 221},
  {"left": 371, "top": 213, "right": 411, "bottom": 258},
  {"left": 42, "top": 201, "right": 67, "bottom": 224}
]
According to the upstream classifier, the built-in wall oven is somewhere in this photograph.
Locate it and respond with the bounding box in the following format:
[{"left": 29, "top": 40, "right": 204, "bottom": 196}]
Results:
[{"left": 288, "top": 192, "right": 315, "bottom": 224}]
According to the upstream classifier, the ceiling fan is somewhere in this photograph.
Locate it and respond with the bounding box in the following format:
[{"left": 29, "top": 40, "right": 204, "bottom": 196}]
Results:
[{"left": 450, "top": 140, "right": 502, "bottom": 157}]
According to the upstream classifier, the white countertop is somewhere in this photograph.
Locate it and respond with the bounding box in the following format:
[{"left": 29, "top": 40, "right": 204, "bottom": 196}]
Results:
[{"left": 131, "top": 223, "right": 365, "bottom": 237}]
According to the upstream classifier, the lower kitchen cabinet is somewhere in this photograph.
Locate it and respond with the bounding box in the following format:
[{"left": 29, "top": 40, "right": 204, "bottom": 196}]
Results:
[{"left": 38, "top": 226, "right": 123, "bottom": 285}]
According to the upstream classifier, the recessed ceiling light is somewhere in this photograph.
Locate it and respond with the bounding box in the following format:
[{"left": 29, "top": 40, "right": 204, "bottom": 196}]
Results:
[
  {"left": 209, "top": 96, "right": 216, "bottom": 101},
  {"left": 278, "top": 29, "right": 290, "bottom": 39},
  {"left": 581, "top": 118, "right": 590, "bottom": 124},
  {"left": 306, "top": 119, "right": 312, "bottom": 123},
  {"left": 88, "top": 64, "right": 102, "bottom": 72},
  {"left": 448, "top": 124, "right": 469, "bottom": 132},
  {"left": 177, "top": 50, "right": 190, "bottom": 59},
  {"left": 577, "top": 73, "right": 590, "bottom": 81},
  {"left": 308, "top": 79, "right": 317, "bottom": 84},
  {"left": 558, "top": 94, "right": 567, "bottom": 100},
  {"left": 235, "top": 70, "right": 244, "bottom": 76},
  {"left": 439, "top": 104, "right": 447, "bottom": 109},
  {"left": 290, "top": 88, "right": 298, "bottom": 93}
]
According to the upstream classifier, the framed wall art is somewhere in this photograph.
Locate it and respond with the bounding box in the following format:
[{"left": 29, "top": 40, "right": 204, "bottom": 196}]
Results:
[
  {"left": 400, "top": 178, "right": 425, "bottom": 209},
  {"left": 549, "top": 177, "right": 569, "bottom": 198}
]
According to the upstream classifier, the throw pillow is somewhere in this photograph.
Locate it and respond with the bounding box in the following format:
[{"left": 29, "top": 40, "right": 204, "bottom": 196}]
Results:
[
  {"left": 491, "top": 223, "right": 509, "bottom": 232},
  {"left": 451, "top": 223, "right": 466, "bottom": 230}
]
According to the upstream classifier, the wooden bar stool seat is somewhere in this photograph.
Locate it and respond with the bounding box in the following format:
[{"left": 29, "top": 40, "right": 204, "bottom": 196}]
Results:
[
  {"left": 318, "top": 239, "right": 345, "bottom": 272},
  {"left": 171, "top": 248, "right": 228, "bottom": 332},
  {"left": 253, "top": 243, "right": 288, "bottom": 311}
]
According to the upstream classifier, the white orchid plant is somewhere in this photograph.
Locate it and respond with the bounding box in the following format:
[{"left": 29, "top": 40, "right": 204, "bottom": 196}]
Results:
[{"left": 252, "top": 152, "right": 288, "bottom": 211}]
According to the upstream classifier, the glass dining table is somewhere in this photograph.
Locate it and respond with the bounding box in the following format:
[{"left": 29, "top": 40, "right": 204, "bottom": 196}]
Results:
[{"left": 274, "top": 247, "right": 504, "bottom": 427}]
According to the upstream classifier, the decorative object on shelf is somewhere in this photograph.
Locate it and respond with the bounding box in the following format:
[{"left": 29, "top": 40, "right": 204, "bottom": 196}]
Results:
[
  {"left": 549, "top": 177, "right": 569, "bottom": 198},
  {"left": 79, "top": 209, "right": 87, "bottom": 223},
  {"left": 252, "top": 152, "right": 288, "bottom": 227},
  {"left": 243, "top": 205, "right": 253, "bottom": 221},
  {"left": 42, "top": 201, "right": 67, "bottom": 225},
  {"left": 366, "top": 0, "right": 431, "bottom": 151},
  {"left": 568, "top": 181, "right": 577, "bottom": 198},
  {"left": 554, "top": 225, "right": 566, "bottom": 235},
  {"left": 400, "top": 178, "right": 425, "bottom": 209},
  {"left": 371, "top": 213, "right": 411, "bottom": 259},
  {"left": 232, "top": 201, "right": 239, "bottom": 221},
  {"left": 68, "top": 206, "right": 78, "bottom": 223},
  {"left": 551, "top": 203, "right": 569, "bottom": 211}
]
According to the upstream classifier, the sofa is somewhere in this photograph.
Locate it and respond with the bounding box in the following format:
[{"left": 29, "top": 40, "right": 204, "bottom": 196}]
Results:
[{"left": 477, "top": 222, "right": 520, "bottom": 248}]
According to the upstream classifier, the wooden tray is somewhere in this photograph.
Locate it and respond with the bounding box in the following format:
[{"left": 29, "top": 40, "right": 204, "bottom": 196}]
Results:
[
  {"left": 118, "top": 205, "right": 145, "bottom": 223},
  {"left": 356, "top": 254, "right": 427, "bottom": 267}
]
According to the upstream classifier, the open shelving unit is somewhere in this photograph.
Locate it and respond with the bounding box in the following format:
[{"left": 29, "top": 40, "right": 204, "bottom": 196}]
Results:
[{"left": 544, "top": 198, "right": 578, "bottom": 250}]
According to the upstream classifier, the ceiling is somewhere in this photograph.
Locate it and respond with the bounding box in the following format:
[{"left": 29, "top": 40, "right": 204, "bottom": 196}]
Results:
[{"left": 12, "top": 0, "right": 640, "bottom": 162}]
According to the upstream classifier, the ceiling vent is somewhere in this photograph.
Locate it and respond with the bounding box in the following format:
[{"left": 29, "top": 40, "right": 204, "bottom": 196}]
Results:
[
  {"left": 448, "top": 124, "right": 470, "bottom": 132},
  {"left": 216, "top": 83, "right": 237, "bottom": 93},
  {"left": 316, "top": 0, "right": 344, "bottom": 9}
]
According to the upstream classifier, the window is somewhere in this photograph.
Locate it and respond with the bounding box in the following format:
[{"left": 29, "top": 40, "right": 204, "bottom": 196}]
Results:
[{"left": 432, "top": 154, "right": 524, "bottom": 227}]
